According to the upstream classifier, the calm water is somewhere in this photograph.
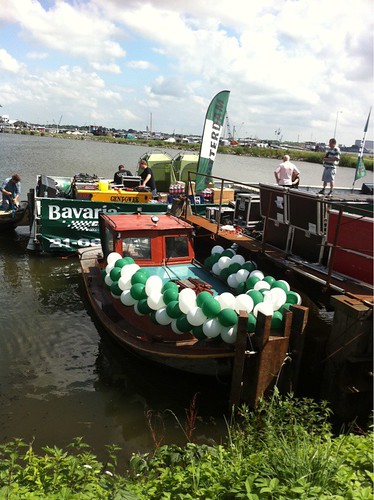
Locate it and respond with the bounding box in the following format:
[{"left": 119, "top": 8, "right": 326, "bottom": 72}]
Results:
[{"left": 0, "top": 134, "right": 365, "bottom": 463}]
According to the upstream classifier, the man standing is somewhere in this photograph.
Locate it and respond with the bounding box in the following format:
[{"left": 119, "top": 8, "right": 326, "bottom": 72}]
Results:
[
  {"left": 113, "top": 164, "right": 132, "bottom": 185},
  {"left": 319, "top": 138, "right": 340, "bottom": 196},
  {"left": 1, "top": 174, "right": 21, "bottom": 211},
  {"left": 274, "top": 155, "right": 300, "bottom": 188},
  {"left": 138, "top": 159, "right": 157, "bottom": 198}
]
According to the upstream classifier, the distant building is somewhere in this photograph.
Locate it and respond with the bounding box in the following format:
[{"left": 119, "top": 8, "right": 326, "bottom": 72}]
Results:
[{"left": 355, "top": 139, "right": 373, "bottom": 152}]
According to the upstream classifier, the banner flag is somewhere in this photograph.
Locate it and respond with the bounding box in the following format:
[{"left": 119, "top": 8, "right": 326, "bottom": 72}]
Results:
[
  {"left": 353, "top": 107, "right": 371, "bottom": 184},
  {"left": 195, "top": 90, "right": 230, "bottom": 193}
]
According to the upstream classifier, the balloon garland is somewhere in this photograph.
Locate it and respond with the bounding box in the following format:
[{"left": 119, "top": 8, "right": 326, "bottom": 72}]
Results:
[{"left": 103, "top": 246, "right": 302, "bottom": 345}]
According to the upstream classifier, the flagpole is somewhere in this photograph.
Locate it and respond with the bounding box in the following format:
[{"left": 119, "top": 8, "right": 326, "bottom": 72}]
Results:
[{"left": 352, "top": 107, "right": 371, "bottom": 190}]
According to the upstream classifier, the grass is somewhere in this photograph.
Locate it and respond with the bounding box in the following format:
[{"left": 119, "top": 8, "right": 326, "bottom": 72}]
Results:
[{"left": 0, "top": 391, "right": 372, "bottom": 499}]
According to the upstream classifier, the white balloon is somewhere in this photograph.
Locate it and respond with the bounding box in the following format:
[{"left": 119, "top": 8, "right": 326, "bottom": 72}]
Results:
[
  {"left": 107, "top": 252, "right": 122, "bottom": 266},
  {"left": 250, "top": 270, "right": 264, "bottom": 280},
  {"left": 278, "top": 279, "right": 290, "bottom": 291},
  {"left": 186, "top": 306, "right": 207, "bottom": 326},
  {"left": 171, "top": 318, "right": 184, "bottom": 334},
  {"left": 118, "top": 275, "right": 132, "bottom": 291},
  {"left": 120, "top": 263, "right": 139, "bottom": 278},
  {"left": 254, "top": 280, "right": 271, "bottom": 291},
  {"left": 145, "top": 275, "right": 163, "bottom": 296},
  {"left": 217, "top": 256, "right": 232, "bottom": 270},
  {"left": 120, "top": 290, "right": 137, "bottom": 306},
  {"left": 179, "top": 295, "right": 197, "bottom": 314},
  {"left": 231, "top": 254, "right": 245, "bottom": 265},
  {"left": 269, "top": 288, "right": 287, "bottom": 310},
  {"left": 236, "top": 269, "right": 250, "bottom": 283},
  {"left": 179, "top": 287, "right": 197, "bottom": 305},
  {"left": 221, "top": 325, "right": 238, "bottom": 344},
  {"left": 253, "top": 301, "right": 274, "bottom": 318},
  {"left": 105, "top": 264, "right": 114, "bottom": 275},
  {"left": 215, "top": 292, "right": 236, "bottom": 309},
  {"left": 155, "top": 307, "right": 173, "bottom": 325},
  {"left": 234, "top": 294, "right": 254, "bottom": 314},
  {"left": 104, "top": 274, "right": 113, "bottom": 286},
  {"left": 211, "top": 245, "right": 224, "bottom": 255},
  {"left": 202, "top": 318, "right": 222, "bottom": 338},
  {"left": 295, "top": 292, "right": 302, "bottom": 305},
  {"left": 227, "top": 274, "right": 239, "bottom": 289},
  {"left": 111, "top": 292, "right": 121, "bottom": 299},
  {"left": 212, "top": 262, "right": 221, "bottom": 276},
  {"left": 147, "top": 291, "right": 166, "bottom": 310}
]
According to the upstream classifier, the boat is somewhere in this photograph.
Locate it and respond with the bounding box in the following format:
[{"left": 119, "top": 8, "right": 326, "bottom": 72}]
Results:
[
  {"left": 79, "top": 211, "right": 308, "bottom": 405},
  {"left": 0, "top": 201, "right": 29, "bottom": 232}
]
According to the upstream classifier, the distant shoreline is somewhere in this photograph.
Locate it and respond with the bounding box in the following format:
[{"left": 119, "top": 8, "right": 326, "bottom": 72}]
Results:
[{"left": 2, "top": 130, "right": 372, "bottom": 171}]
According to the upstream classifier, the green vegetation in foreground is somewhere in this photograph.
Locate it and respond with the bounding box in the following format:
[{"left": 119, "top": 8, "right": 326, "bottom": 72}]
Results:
[
  {"left": 0, "top": 391, "right": 372, "bottom": 499},
  {"left": 10, "top": 128, "right": 374, "bottom": 171}
]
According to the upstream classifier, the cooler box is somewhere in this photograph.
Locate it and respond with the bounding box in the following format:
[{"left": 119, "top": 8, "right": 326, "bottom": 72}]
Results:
[
  {"left": 76, "top": 188, "right": 152, "bottom": 203},
  {"left": 211, "top": 188, "right": 235, "bottom": 204},
  {"left": 234, "top": 193, "right": 261, "bottom": 228}
]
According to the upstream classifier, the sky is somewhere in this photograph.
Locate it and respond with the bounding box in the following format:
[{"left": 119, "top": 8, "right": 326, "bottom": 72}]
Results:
[{"left": 0, "top": 0, "right": 373, "bottom": 146}]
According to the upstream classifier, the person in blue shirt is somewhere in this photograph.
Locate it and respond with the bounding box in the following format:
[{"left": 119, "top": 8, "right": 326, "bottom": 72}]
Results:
[
  {"left": 1, "top": 174, "right": 21, "bottom": 211},
  {"left": 319, "top": 138, "right": 340, "bottom": 196}
]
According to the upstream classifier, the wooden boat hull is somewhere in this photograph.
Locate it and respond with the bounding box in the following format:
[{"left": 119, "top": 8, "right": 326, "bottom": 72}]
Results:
[
  {"left": 80, "top": 250, "right": 234, "bottom": 376},
  {"left": 0, "top": 201, "right": 29, "bottom": 231}
]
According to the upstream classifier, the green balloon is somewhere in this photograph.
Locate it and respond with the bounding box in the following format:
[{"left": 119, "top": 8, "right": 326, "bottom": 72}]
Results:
[
  {"left": 218, "top": 308, "right": 238, "bottom": 327},
  {"left": 271, "top": 280, "right": 288, "bottom": 292},
  {"left": 110, "top": 267, "right": 122, "bottom": 282},
  {"left": 210, "top": 253, "right": 221, "bottom": 264},
  {"left": 219, "top": 268, "right": 232, "bottom": 281},
  {"left": 176, "top": 315, "right": 193, "bottom": 333},
  {"left": 221, "top": 249, "right": 235, "bottom": 257},
  {"left": 247, "top": 313, "right": 257, "bottom": 333},
  {"left": 137, "top": 298, "right": 152, "bottom": 315},
  {"left": 100, "top": 269, "right": 106, "bottom": 280},
  {"left": 245, "top": 276, "right": 260, "bottom": 290},
  {"left": 166, "top": 300, "right": 182, "bottom": 319},
  {"left": 130, "top": 283, "right": 147, "bottom": 300},
  {"left": 271, "top": 311, "right": 283, "bottom": 329},
  {"left": 204, "top": 256, "right": 214, "bottom": 269},
  {"left": 161, "top": 281, "right": 179, "bottom": 293},
  {"left": 110, "top": 281, "right": 122, "bottom": 297},
  {"left": 196, "top": 291, "right": 213, "bottom": 307},
  {"left": 131, "top": 270, "right": 148, "bottom": 285},
  {"left": 286, "top": 291, "right": 298, "bottom": 304},
  {"left": 163, "top": 288, "right": 179, "bottom": 304},
  {"left": 278, "top": 302, "right": 292, "bottom": 315},
  {"left": 202, "top": 298, "right": 221, "bottom": 318},
  {"left": 149, "top": 310, "right": 158, "bottom": 324},
  {"left": 192, "top": 325, "right": 206, "bottom": 340},
  {"left": 242, "top": 261, "right": 256, "bottom": 272},
  {"left": 236, "top": 282, "right": 247, "bottom": 294},
  {"left": 246, "top": 289, "right": 263, "bottom": 306},
  {"left": 125, "top": 257, "right": 135, "bottom": 264},
  {"left": 114, "top": 258, "right": 128, "bottom": 268},
  {"left": 263, "top": 275, "right": 276, "bottom": 286},
  {"left": 228, "top": 262, "right": 242, "bottom": 274}
]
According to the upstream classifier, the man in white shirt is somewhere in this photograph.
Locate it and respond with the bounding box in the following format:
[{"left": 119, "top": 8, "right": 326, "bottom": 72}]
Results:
[{"left": 274, "top": 155, "right": 300, "bottom": 188}]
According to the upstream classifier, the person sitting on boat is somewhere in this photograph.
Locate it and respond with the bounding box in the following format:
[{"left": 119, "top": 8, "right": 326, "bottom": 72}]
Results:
[
  {"left": 274, "top": 155, "right": 300, "bottom": 188},
  {"left": 138, "top": 159, "right": 157, "bottom": 198},
  {"left": 113, "top": 164, "right": 132, "bottom": 185},
  {"left": 319, "top": 138, "right": 340, "bottom": 196},
  {"left": 1, "top": 174, "right": 21, "bottom": 211}
]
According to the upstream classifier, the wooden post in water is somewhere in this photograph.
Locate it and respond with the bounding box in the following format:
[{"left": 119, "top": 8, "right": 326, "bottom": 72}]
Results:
[{"left": 229, "top": 305, "right": 309, "bottom": 410}]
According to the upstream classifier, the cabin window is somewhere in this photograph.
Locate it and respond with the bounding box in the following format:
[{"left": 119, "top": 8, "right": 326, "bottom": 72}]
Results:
[
  {"left": 103, "top": 227, "right": 114, "bottom": 255},
  {"left": 165, "top": 236, "right": 189, "bottom": 259},
  {"left": 122, "top": 237, "right": 151, "bottom": 260}
]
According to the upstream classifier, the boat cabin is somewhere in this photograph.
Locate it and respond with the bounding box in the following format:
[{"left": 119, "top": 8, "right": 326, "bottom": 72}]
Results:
[{"left": 99, "top": 213, "right": 195, "bottom": 266}]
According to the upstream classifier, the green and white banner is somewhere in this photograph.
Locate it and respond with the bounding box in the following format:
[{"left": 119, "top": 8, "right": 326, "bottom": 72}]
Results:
[
  {"left": 39, "top": 199, "right": 166, "bottom": 253},
  {"left": 196, "top": 90, "right": 230, "bottom": 193},
  {"left": 353, "top": 107, "right": 371, "bottom": 185}
]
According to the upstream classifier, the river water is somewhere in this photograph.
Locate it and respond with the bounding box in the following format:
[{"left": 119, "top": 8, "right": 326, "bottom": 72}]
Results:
[{"left": 0, "top": 134, "right": 371, "bottom": 464}]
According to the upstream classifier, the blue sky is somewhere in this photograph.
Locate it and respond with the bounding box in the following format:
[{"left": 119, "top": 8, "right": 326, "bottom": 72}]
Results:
[{"left": 0, "top": 0, "right": 373, "bottom": 145}]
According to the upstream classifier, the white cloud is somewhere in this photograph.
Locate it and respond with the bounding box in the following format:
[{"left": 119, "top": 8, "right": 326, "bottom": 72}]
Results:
[
  {"left": 0, "top": 48, "right": 23, "bottom": 73},
  {"left": 127, "top": 60, "right": 156, "bottom": 70}
]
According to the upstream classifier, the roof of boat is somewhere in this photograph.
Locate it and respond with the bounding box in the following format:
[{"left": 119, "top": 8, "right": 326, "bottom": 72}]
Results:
[{"left": 101, "top": 213, "right": 194, "bottom": 232}]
